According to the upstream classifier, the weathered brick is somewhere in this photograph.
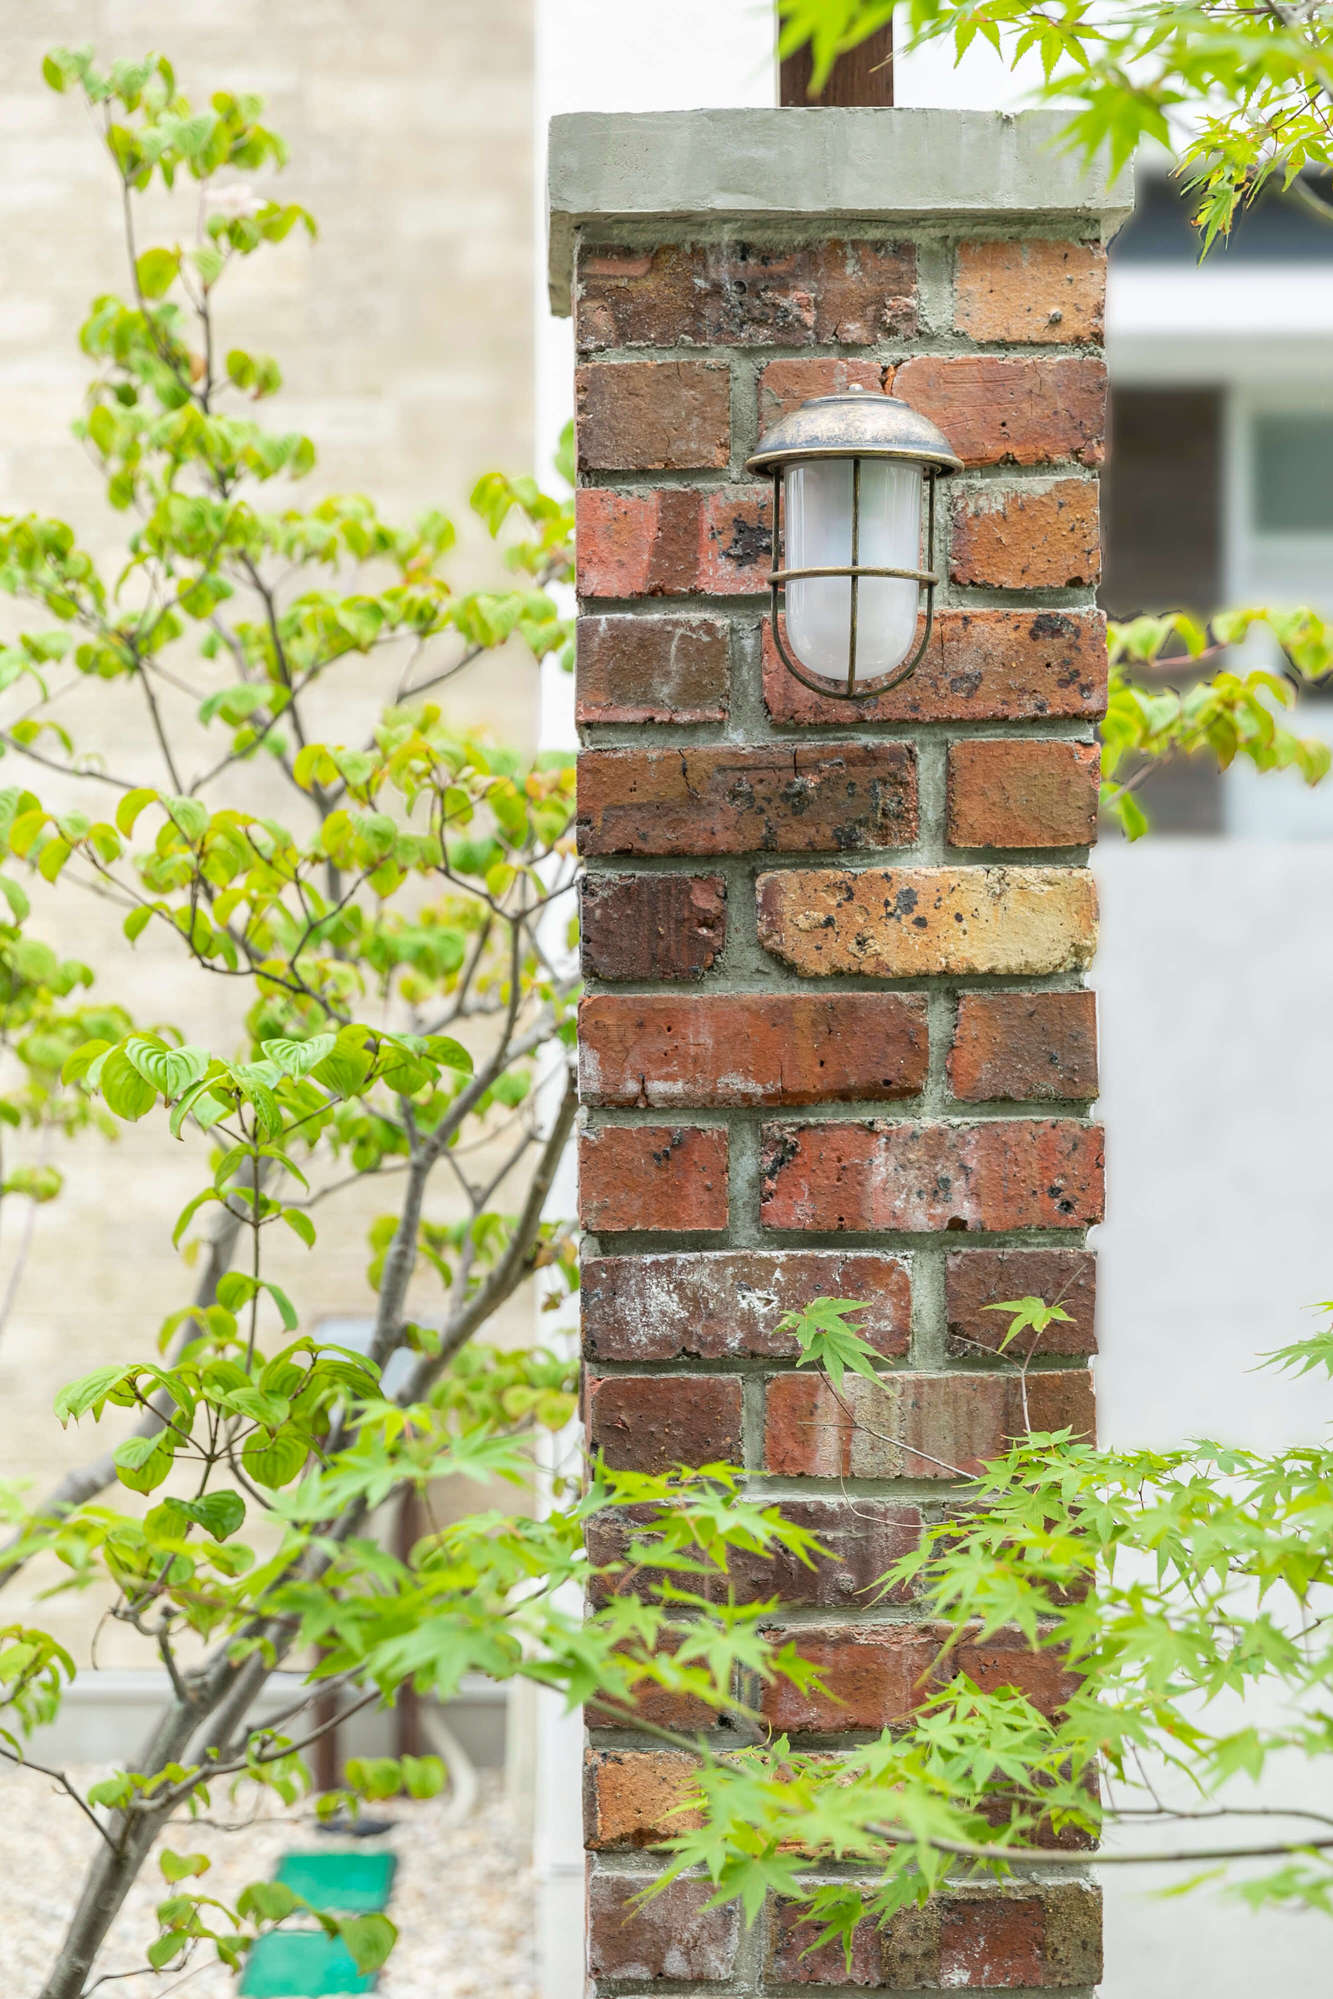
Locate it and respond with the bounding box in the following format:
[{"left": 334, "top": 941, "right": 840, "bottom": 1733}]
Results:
[
  {"left": 949, "top": 992, "right": 1099, "bottom": 1103},
  {"left": 581, "top": 1250, "right": 912, "bottom": 1362},
  {"left": 584, "top": 1372, "right": 743, "bottom": 1471},
  {"left": 731, "top": 1498, "right": 923, "bottom": 1607},
  {"left": 756, "top": 866, "right": 1097, "bottom": 978},
  {"left": 891, "top": 356, "right": 1107, "bottom": 468},
  {"left": 577, "top": 615, "right": 730, "bottom": 724},
  {"left": 955, "top": 238, "right": 1107, "bottom": 346},
  {"left": 947, "top": 1623, "right": 1081, "bottom": 1717},
  {"left": 579, "top": 1124, "right": 729, "bottom": 1234},
  {"left": 575, "top": 239, "right": 916, "bottom": 352},
  {"left": 585, "top": 1626, "right": 722, "bottom": 1733},
  {"left": 577, "top": 241, "right": 815, "bottom": 351},
  {"left": 580, "top": 873, "right": 727, "bottom": 982},
  {"left": 946, "top": 1248, "right": 1097, "bottom": 1358},
  {"left": 571, "top": 481, "right": 777, "bottom": 602},
  {"left": 579, "top": 742, "right": 918, "bottom": 856},
  {"left": 771, "top": 1882, "right": 1102, "bottom": 1987},
  {"left": 577, "top": 359, "right": 731, "bottom": 471},
  {"left": 948, "top": 740, "right": 1101, "bottom": 850},
  {"left": 575, "top": 487, "right": 701, "bottom": 598},
  {"left": 767, "top": 1375, "right": 995, "bottom": 1487},
  {"left": 814, "top": 241, "right": 920, "bottom": 342},
  {"left": 759, "top": 1119, "right": 1105, "bottom": 1234},
  {"left": 579, "top": 992, "right": 928, "bottom": 1108},
  {"left": 584, "top": 1495, "right": 922, "bottom": 1609},
  {"left": 758, "top": 1620, "right": 1074, "bottom": 1734},
  {"left": 763, "top": 608, "right": 1108, "bottom": 726},
  {"left": 573, "top": 482, "right": 773, "bottom": 604},
  {"left": 1026, "top": 1367, "right": 1099, "bottom": 1438},
  {"left": 950, "top": 479, "right": 1100, "bottom": 589},
  {"left": 759, "top": 1622, "right": 939, "bottom": 1732},
  {"left": 587, "top": 1867, "right": 741, "bottom": 1982},
  {"left": 585, "top": 1748, "right": 703, "bottom": 1849},
  {"left": 758, "top": 356, "right": 884, "bottom": 429},
  {"left": 699, "top": 486, "right": 773, "bottom": 594},
  {"left": 770, "top": 1892, "right": 932, "bottom": 1987},
  {"left": 763, "top": 1370, "right": 1093, "bottom": 1479}
]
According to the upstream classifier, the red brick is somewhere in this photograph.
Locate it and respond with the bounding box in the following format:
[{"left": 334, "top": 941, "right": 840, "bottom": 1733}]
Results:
[
  {"left": 576, "top": 359, "right": 731, "bottom": 471},
  {"left": 575, "top": 488, "right": 772, "bottom": 602},
  {"left": 950, "top": 479, "right": 1100, "bottom": 589},
  {"left": 891, "top": 356, "right": 1107, "bottom": 468},
  {"left": 587, "top": 1868, "right": 741, "bottom": 1981},
  {"left": 581, "top": 1250, "right": 912, "bottom": 1362},
  {"left": 948, "top": 739, "right": 1101, "bottom": 849},
  {"left": 577, "top": 615, "right": 730, "bottom": 724},
  {"left": 584, "top": 1749, "right": 703, "bottom": 1849},
  {"left": 940, "top": 1883, "right": 1102, "bottom": 1988},
  {"left": 760, "top": 1119, "right": 1105, "bottom": 1234},
  {"left": 766, "top": 1371, "right": 1012, "bottom": 1480},
  {"left": 1026, "top": 1368, "right": 1098, "bottom": 1439},
  {"left": 941, "top": 1895, "right": 1047, "bottom": 1989},
  {"left": 758, "top": 356, "right": 884, "bottom": 429},
  {"left": 579, "top": 993, "right": 928, "bottom": 1108},
  {"left": 814, "top": 241, "right": 920, "bottom": 342},
  {"left": 949, "top": 991, "right": 1098, "bottom": 1103},
  {"left": 575, "top": 487, "right": 700, "bottom": 598},
  {"left": 759, "top": 1620, "right": 1075, "bottom": 1734},
  {"left": 699, "top": 485, "right": 772, "bottom": 593},
  {"left": 578, "top": 742, "right": 917, "bottom": 856},
  {"left": 759, "top": 1362, "right": 1097, "bottom": 1476},
  {"left": 586, "top": 1626, "right": 722, "bottom": 1732},
  {"left": 584, "top": 1495, "right": 922, "bottom": 1610},
  {"left": 579, "top": 1124, "right": 728, "bottom": 1233},
  {"left": 759, "top": 1622, "right": 939, "bottom": 1732},
  {"left": 770, "top": 1882, "right": 1102, "bottom": 1987},
  {"left": 731, "top": 1498, "right": 922, "bottom": 1608},
  {"left": 580, "top": 873, "right": 727, "bottom": 982},
  {"left": 575, "top": 239, "right": 916, "bottom": 352},
  {"left": 584, "top": 1372, "right": 743, "bottom": 1472},
  {"left": 769, "top": 1895, "right": 927, "bottom": 1987},
  {"left": 946, "top": 1249, "right": 1097, "bottom": 1358},
  {"left": 763, "top": 608, "right": 1108, "bottom": 726},
  {"left": 947, "top": 1623, "right": 1081, "bottom": 1718},
  {"left": 955, "top": 238, "right": 1106, "bottom": 346},
  {"left": 577, "top": 240, "right": 816, "bottom": 351}
]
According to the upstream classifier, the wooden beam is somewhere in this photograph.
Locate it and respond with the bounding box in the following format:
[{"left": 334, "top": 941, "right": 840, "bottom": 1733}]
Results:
[{"left": 779, "top": 20, "right": 893, "bottom": 105}]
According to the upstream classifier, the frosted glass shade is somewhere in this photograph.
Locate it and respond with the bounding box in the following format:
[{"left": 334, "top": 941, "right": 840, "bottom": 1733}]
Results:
[{"left": 783, "top": 458, "right": 923, "bottom": 683}]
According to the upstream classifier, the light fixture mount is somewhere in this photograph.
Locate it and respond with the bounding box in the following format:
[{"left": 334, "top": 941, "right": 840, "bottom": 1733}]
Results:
[{"left": 746, "top": 386, "right": 961, "bottom": 701}]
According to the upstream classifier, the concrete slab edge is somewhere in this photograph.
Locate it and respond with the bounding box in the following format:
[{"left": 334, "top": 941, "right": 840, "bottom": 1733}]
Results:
[{"left": 547, "top": 108, "right": 1133, "bottom": 314}]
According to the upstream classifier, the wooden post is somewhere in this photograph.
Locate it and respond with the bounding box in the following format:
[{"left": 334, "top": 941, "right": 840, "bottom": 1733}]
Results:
[{"left": 778, "top": 15, "right": 893, "bottom": 105}]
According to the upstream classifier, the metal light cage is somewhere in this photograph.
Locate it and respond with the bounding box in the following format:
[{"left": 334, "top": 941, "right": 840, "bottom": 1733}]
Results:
[{"left": 746, "top": 389, "right": 962, "bottom": 701}]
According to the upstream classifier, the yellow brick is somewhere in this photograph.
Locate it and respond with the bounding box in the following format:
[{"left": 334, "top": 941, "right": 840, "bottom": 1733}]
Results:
[{"left": 755, "top": 867, "right": 1097, "bottom": 978}]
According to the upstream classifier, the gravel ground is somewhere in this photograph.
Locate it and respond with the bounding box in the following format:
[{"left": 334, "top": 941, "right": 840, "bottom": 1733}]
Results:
[{"left": 0, "top": 1764, "right": 536, "bottom": 1998}]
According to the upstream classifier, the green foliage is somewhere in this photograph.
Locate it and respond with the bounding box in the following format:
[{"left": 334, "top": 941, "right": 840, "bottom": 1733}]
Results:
[
  {"left": 0, "top": 43, "right": 588, "bottom": 1993},
  {"left": 1102, "top": 609, "right": 1333, "bottom": 835},
  {"left": 642, "top": 1300, "right": 1333, "bottom": 1939},
  {"left": 780, "top": 1, "right": 1333, "bottom": 245}
]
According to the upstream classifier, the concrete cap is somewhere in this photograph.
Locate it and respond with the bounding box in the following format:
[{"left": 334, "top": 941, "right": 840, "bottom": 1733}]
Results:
[{"left": 547, "top": 107, "right": 1133, "bottom": 314}]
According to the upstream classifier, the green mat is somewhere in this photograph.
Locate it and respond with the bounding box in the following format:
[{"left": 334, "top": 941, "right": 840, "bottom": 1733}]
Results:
[
  {"left": 276, "top": 1850, "right": 397, "bottom": 1913},
  {"left": 239, "top": 1930, "right": 377, "bottom": 1997}
]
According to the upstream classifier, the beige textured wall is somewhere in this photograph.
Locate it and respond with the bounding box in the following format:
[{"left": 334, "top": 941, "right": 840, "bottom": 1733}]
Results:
[{"left": 0, "top": 0, "right": 540, "bottom": 1661}]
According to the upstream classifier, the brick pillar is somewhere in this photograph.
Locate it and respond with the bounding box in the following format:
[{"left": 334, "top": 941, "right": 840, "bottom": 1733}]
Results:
[{"left": 551, "top": 107, "right": 1129, "bottom": 1997}]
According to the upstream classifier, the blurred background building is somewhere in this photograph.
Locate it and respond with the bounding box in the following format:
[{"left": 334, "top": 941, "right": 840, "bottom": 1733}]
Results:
[{"left": 1, "top": 5, "right": 1330, "bottom": 1995}]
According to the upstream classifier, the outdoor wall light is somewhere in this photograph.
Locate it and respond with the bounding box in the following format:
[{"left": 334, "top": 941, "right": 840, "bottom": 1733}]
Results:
[{"left": 747, "top": 387, "right": 962, "bottom": 700}]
